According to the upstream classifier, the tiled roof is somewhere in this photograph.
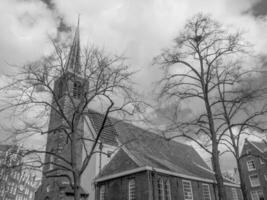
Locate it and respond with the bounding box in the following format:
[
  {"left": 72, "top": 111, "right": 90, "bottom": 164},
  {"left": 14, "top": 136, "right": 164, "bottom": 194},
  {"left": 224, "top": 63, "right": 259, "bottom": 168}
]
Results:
[
  {"left": 249, "top": 140, "right": 267, "bottom": 152},
  {"left": 88, "top": 111, "right": 216, "bottom": 181},
  {"left": 87, "top": 110, "right": 118, "bottom": 146}
]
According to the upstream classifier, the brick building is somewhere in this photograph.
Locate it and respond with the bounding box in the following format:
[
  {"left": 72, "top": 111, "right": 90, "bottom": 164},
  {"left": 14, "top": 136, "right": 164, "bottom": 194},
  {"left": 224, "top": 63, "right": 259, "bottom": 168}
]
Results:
[
  {"left": 0, "top": 145, "right": 40, "bottom": 200},
  {"left": 93, "top": 118, "right": 242, "bottom": 200},
  {"left": 240, "top": 139, "right": 267, "bottom": 200}
]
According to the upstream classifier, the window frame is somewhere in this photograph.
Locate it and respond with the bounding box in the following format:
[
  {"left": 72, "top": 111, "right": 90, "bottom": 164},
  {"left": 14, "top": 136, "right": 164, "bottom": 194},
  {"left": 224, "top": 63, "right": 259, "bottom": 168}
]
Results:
[
  {"left": 128, "top": 178, "right": 136, "bottom": 200},
  {"left": 202, "top": 184, "right": 211, "bottom": 200},
  {"left": 164, "top": 179, "right": 171, "bottom": 200},
  {"left": 73, "top": 81, "right": 83, "bottom": 99},
  {"left": 247, "top": 160, "right": 256, "bottom": 171},
  {"left": 158, "top": 178, "right": 165, "bottom": 200},
  {"left": 251, "top": 190, "right": 264, "bottom": 200},
  {"left": 182, "top": 180, "right": 193, "bottom": 200},
  {"left": 249, "top": 174, "right": 261, "bottom": 187},
  {"left": 99, "top": 185, "right": 105, "bottom": 200},
  {"left": 231, "top": 188, "right": 239, "bottom": 200}
]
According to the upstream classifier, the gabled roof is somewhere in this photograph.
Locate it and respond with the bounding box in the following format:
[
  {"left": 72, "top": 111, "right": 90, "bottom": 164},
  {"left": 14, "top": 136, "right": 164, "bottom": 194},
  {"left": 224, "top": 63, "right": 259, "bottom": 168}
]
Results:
[
  {"left": 249, "top": 140, "right": 267, "bottom": 152},
  {"left": 88, "top": 112, "right": 216, "bottom": 182}
]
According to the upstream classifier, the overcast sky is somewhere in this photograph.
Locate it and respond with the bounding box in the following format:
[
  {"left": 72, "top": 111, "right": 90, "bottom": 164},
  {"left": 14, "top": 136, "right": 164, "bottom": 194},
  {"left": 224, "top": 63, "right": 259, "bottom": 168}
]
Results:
[{"left": 0, "top": 0, "right": 266, "bottom": 171}]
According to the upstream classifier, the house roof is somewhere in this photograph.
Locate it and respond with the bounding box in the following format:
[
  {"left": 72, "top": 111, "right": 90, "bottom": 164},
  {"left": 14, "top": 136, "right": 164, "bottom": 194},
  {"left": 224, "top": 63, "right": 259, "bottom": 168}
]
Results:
[
  {"left": 87, "top": 112, "right": 218, "bottom": 182},
  {"left": 249, "top": 140, "right": 267, "bottom": 152}
]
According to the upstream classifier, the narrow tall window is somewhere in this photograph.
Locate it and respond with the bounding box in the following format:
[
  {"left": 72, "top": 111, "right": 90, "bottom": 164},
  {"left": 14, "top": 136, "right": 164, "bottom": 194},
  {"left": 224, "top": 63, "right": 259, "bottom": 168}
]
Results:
[
  {"left": 73, "top": 81, "right": 82, "bottom": 99},
  {"left": 128, "top": 179, "right": 136, "bottom": 200},
  {"left": 251, "top": 190, "right": 264, "bottom": 200},
  {"left": 182, "top": 180, "right": 193, "bottom": 200},
  {"left": 100, "top": 185, "right": 105, "bottom": 200},
  {"left": 165, "top": 180, "right": 171, "bottom": 200},
  {"left": 158, "top": 178, "right": 164, "bottom": 200},
  {"left": 247, "top": 160, "right": 256, "bottom": 171},
  {"left": 49, "top": 155, "right": 54, "bottom": 170},
  {"left": 202, "top": 184, "right": 211, "bottom": 200},
  {"left": 249, "top": 174, "right": 260, "bottom": 187},
  {"left": 232, "top": 188, "right": 239, "bottom": 200}
]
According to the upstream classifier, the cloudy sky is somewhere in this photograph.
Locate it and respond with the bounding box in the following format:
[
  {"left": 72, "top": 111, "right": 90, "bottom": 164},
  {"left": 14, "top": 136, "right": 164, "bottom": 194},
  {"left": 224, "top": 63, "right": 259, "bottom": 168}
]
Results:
[{"left": 0, "top": 0, "right": 267, "bottom": 170}]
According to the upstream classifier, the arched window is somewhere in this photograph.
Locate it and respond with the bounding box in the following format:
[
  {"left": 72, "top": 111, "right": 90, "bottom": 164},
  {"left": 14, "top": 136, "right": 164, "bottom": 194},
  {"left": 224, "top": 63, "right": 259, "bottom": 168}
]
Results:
[
  {"left": 128, "top": 179, "right": 136, "bottom": 200},
  {"left": 165, "top": 180, "right": 171, "bottom": 200},
  {"left": 158, "top": 178, "right": 164, "bottom": 200},
  {"left": 73, "top": 81, "right": 82, "bottom": 99},
  {"left": 99, "top": 185, "right": 105, "bottom": 200}
]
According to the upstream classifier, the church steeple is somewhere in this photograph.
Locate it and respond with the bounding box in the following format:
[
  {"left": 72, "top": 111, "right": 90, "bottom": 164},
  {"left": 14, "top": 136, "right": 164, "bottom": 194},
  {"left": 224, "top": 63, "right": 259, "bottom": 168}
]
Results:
[{"left": 65, "top": 18, "right": 81, "bottom": 74}]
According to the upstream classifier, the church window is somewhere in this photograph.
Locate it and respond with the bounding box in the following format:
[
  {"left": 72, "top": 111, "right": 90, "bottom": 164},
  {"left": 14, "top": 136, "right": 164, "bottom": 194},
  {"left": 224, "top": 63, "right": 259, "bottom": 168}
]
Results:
[
  {"left": 158, "top": 178, "right": 164, "bottom": 200},
  {"left": 128, "top": 179, "right": 136, "bottom": 200},
  {"left": 182, "top": 180, "right": 193, "bottom": 200},
  {"left": 99, "top": 185, "right": 105, "bottom": 200},
  {"left": 202, "top": 184, "right": 211, "bottom": 200},
  {"left": 73, "top": 81, "right": 82, "bottom": 99},
  {"left": 165, "top": 180, "right": 171, "bottom": 200},
  {"left": 49, "top": 155, "right": 54, "bottom": 170}
]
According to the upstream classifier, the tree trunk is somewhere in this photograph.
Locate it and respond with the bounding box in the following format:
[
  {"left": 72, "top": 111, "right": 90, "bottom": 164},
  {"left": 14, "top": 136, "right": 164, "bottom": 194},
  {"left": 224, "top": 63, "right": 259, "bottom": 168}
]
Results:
[
  {"left": 212, "top": 144, "right": 227, "bottom": 200},
  {"left": 237, "top": 159, "right": 248, "bottom": 200},
  {"left": 203, "top": 91, "right": 226, "bottom": 200},
  {"left": 73, "top": 171, "right": 81, "bottom": 200}
]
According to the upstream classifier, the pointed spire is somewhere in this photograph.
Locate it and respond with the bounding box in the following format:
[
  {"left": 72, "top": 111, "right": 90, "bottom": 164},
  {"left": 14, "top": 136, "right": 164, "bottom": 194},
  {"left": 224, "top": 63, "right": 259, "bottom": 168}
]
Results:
[{"left": 65, "top": 17, "right": 81, "bottom": 74}]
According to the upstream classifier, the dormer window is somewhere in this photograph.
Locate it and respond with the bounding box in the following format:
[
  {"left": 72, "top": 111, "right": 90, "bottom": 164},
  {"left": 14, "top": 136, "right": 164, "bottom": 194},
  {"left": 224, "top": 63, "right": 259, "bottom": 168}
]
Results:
[{"left": 73, "top": 81, "right": 82, "bottom": 99}]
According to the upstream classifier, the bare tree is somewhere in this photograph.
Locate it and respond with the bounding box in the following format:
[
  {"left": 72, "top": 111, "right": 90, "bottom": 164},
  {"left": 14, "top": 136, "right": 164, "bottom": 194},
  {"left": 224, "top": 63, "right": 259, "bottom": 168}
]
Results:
[
  {"left": 0, "top": 25, "right": 140, "bottom": 200},
  {"left": 154, "top": 13, "right": 267, "bottom": 200},
  {"left": 215, "top": 68, "right": 267, "bottom": 200}
]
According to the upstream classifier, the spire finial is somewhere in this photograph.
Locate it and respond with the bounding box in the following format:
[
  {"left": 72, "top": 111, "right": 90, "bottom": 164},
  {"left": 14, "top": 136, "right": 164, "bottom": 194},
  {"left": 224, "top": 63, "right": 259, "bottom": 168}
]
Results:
[{"left": 65, "top": 16, "right": 81, "bottom": 74}]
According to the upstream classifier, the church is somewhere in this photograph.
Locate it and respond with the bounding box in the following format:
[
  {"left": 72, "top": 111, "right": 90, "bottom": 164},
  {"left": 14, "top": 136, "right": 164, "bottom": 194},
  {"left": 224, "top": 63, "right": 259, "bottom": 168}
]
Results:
[{"left": 34, "top": 23, "right": 242, "bottom": 200}]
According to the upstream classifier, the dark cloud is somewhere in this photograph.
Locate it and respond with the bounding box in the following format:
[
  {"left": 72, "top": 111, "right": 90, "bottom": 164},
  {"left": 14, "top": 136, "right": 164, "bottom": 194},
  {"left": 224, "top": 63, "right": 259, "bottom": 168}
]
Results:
[
  {"left": 40, "top": 0, "right": 54, "bottom": 10},
  {"left": 250, "top": 0, "right": 267, "bottom": 17},
  {"left": 57, "top": 17, "right": 72, "bottom": 33}
]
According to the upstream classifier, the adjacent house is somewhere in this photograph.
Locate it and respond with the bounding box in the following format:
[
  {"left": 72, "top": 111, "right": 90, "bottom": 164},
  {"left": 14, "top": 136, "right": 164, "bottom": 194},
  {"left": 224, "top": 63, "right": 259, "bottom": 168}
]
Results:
[
  {"left": 240, "top": 139, "right": 267, "bottom": 200},
  {"left": 0, "top": 145, "right": 40, "bottom": 200}
]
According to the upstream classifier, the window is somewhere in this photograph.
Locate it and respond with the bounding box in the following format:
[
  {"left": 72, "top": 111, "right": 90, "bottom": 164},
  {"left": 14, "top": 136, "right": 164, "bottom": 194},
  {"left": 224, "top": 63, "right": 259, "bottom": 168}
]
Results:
[
  {"left": 251, "top": 190, "right": 264, "bottom": 200},
  {"left": 99, "top": 185, "right": 105, "bottom": 200},
  {"left": 264, "top": 175, "right": 267, "bottom": 182},
  {"left": 182, "top": 180, "right": 193, "bottom": 200},
  {"left": 247, "top": 160, "right": 256, "bottom": 171},
  {"left": 202, "top": 184, "right": 211, "bottom": 200},
  {"left": 49, "top": 155, "right": 54, "bottom": 170},
  {"left": 249, "top": 174, "right": 260, "bottom": 187},
  {"left": 73, "top": 81, "right": 82, "bottom": 99},
  {"left": 232, "top": 188, "right": 239, "bottom": 200},
  {"left": 46, "top": 185, "right": 50, "bottom": 193},
  {"left": 246, "top": 149, "right": 251, "bottom": 154},
  {"left": 128, "top": 179, "right": 136, "bottom": 200},
  {"left": 260, "top": 159, "right": 265, "bottom": 165},
  {"left": 165, "top": 180, "right": 171, "bottom": 200},
  {"left": 158, "top": 178, "right": 164, "bottom": 200}
]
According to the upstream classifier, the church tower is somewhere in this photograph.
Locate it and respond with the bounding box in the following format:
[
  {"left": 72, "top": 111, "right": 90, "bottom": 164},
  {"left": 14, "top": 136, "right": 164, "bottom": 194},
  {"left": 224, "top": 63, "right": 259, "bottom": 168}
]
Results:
[{"left": 35, "top": 20, "right": 89, "bottom": 200}]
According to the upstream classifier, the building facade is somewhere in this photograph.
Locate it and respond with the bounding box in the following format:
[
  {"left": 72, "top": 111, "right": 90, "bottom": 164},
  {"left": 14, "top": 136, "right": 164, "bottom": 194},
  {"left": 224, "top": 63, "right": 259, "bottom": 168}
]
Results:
[
  {"left": 240, "top": 139, "right": 267, "bottom": 200},
  {"left": 0, "top": 145, "right": 40, "bottom": 200}
]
